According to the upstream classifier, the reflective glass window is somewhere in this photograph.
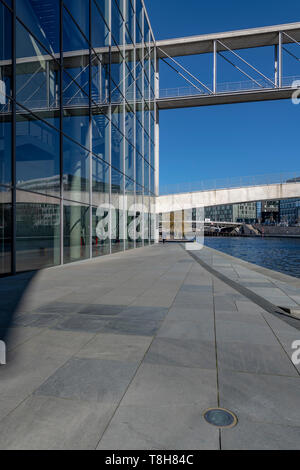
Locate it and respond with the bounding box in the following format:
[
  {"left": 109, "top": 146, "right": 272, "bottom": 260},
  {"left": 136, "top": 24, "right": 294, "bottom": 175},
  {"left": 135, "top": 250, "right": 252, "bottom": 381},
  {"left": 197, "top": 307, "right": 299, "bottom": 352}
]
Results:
[
  {"left": 16, "top": 20, "right": 60, "bottom": 112},
  {"left": 92, "top": 206, "right": 110, "bottom": 257},
  {"left": 16, "top": 0, "right": 59, "bottom": 54},
  {"left": 0, "top": 186, "right": 11, "bottom": 275},
  {"left": 63, "top": 5, "right": 89, "bottom": 53},
  {"left": 63, "top": 137, "right": 89, "bottom": 203},
  {"left": 92, "top": 111, "right": 110, "bottom": 163},
  {"left": 64, "top": 201, "right": 90, "bottom": 263},
  {"left": 111, "top": 125, "right": 124, "bottom": 172},
  {"left": 63, "top": 110, "right": 90, "bottom": 149},
  {"left": 0, "top": 110, "right": 12, "bottom": 186},
  {"left": 91, "top": 0, "right": 109, "bottom": 48},
  {"left": 125, "top": 103, "right": 134, "bottom": 145},
  {"left": 63, "top": 0, "right": 89, "bottom": 40},
  {"left": 125, "top": 139, "right": 134, "bottom": 180},
  {"left": 144, "top": 160, "right": 149, "bottom": 191},
  {"left": 16, "top": 112, "right": 60, "bottom": 197},
  {"left": 16, "top": 190, "right": 60, "bottom": 271},
  {"left": 92, "top": 155, "right": 109, "bottom": 207},
  {"left": 136, "top": 153, "right": 143, "bottom": 187},
  {"left": 111, "top": 0, "right": 123, "bottom": 47},
  {"left": 125, "top": 0, "right": 134, "bottom": 44},
  {"left": 125, "top": 176, "right": 134, "bottom": 250},
  {"left": 111, "top": 168, "right": 124, "bottom": 253},
  {"left": 91, "top": 55, "right": 110, "bottom": 104},
  {"left": 0, "top": 3, "right": 12, "bottom": 99}
]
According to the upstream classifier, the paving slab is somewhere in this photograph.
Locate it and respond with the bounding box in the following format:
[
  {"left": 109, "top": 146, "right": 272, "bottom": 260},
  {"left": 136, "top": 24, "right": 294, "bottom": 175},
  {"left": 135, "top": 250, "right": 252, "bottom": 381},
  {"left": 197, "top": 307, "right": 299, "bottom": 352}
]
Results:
[
  {"left": 98, "top": 405, "right": 219, "bottom": 450},
  {"left": 221, "top": 417, "right": 300, "bottom": 450},
  {"left": 219, "top": 369, "right": 300, "bottom": 427},
  {"left": 0, "top": 396, "right": 115, "bottom": 450},
  {"left": 35, "top": 357, "right": 138, "bottom": 404}
]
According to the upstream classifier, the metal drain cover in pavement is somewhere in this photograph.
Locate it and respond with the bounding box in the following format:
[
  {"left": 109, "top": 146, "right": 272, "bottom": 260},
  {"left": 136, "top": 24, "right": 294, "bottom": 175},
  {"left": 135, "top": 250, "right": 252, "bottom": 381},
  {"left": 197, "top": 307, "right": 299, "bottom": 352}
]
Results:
[{"left": 203, "top": 408, "right": 238, "bottom": 428}]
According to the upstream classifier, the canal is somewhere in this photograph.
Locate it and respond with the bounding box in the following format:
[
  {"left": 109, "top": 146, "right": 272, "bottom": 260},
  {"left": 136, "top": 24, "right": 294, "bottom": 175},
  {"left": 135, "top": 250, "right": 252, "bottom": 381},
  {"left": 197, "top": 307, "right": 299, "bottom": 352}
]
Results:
[{"left": 204, "top": 236, "right": 300, "bottom": 279}]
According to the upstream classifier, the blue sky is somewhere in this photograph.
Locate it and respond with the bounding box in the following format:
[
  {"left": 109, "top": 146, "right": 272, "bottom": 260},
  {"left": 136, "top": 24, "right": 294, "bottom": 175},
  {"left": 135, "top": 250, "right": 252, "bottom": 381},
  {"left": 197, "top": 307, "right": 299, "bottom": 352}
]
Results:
[{"left": 146, "top": 0, "right": 300, "bottom": 188}]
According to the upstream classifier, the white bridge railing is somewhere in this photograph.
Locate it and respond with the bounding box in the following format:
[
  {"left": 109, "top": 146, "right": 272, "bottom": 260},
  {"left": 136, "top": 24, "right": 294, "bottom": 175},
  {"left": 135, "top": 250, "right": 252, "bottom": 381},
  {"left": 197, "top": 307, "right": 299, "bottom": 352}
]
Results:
[
  {"left": 159, "top": 75, "right": 300, "bottom": 99},
  {"left": 160, "top": 172, "right": 300, "bottom": 196}
]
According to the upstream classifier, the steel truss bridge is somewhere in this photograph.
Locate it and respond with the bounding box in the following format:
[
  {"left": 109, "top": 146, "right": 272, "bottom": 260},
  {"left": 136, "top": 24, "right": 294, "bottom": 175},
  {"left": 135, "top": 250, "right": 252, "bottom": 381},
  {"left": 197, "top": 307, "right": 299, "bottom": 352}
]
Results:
[
  {"left": 156, "top": 23, "right": 300, "bottom": 109},
  {"left": 1, "top": 22, "right": 300, "bottom": 116}
]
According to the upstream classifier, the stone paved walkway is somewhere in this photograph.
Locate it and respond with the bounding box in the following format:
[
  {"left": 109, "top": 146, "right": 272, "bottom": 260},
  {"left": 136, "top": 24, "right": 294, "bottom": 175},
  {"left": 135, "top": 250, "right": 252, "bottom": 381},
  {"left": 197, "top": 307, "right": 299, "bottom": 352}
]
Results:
[{"left": 0, "top": 243, "right": 299, "bottom": 450}]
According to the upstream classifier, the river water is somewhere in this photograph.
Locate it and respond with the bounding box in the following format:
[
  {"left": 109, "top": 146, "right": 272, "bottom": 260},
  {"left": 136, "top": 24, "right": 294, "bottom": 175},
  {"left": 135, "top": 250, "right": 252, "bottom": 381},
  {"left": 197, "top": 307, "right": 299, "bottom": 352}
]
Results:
[{"left": 204, "top": 236, "right": 300, "bottom": 279}]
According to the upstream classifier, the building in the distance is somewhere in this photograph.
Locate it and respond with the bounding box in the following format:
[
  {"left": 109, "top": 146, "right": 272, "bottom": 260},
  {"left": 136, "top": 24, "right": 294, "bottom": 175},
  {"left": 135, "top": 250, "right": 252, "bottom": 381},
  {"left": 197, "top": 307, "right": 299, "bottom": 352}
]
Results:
[
  {"left": 259, "top": 200, "right": 280, "bottom": 224},
  {"left": 279, "top": 199, "right": 300, "bottom": 225},
  {"left": 204, "top": 202, "right": 257, "bottom": 223}
]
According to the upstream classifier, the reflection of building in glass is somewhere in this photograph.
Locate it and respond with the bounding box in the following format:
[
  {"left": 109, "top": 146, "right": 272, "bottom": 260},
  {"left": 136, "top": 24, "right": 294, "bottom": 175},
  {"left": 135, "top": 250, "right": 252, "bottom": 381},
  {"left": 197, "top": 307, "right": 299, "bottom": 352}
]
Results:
[
  {"left": 260, "top": 200, "right": 280, "bottom": 224},
  {"left": 0, "top": 0, "right": 157, "bottom": 276},
  {"left": 279, "top": 199, "right": 300, "bottom": 225}
]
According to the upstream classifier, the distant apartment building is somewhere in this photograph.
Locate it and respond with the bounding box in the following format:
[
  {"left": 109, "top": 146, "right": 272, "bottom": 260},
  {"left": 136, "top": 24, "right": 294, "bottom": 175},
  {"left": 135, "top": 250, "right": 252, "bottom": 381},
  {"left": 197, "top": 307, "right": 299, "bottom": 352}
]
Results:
[
  {"left": 280, "top": 199, "right": 300, "bottom": 225},
  {"left": 259, "top": 200, "right": 280, "bottom": 224},
  {"left": 204, "top": 202, "right": 257, "bottom": 223}
]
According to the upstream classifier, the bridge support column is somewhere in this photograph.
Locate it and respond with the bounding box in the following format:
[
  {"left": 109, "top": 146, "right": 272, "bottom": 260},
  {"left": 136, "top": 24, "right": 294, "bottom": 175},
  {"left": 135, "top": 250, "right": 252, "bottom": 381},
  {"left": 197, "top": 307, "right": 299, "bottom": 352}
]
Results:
[
  {"left": 278, "top": 32, "right": 282, "bottom": 88},
  {"left": 213, "top": 40, "right": 217, "bottom": 94},
  {"left": 274, "top": 45, "right": 278, "bottom": 87}
]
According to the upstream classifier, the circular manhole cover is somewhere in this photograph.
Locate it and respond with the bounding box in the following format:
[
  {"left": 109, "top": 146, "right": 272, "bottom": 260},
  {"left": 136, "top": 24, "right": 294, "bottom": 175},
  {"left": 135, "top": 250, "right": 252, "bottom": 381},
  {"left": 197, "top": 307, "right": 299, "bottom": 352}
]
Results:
[{"left": 203, "top": 408, "right": 238, "bottom": 428}]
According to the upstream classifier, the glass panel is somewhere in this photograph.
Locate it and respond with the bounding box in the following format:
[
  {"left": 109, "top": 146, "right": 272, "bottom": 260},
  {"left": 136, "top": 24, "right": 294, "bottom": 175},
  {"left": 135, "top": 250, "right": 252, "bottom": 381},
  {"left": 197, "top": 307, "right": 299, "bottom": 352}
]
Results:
[
  {"left": 0, "top": 186, "right": 11, "bottom": 275},
  {"left": 63, "top": 7, "right": 89, "bottom": 106},
  {"left": 111, "top": 168, "right": 124, "bottom": 253},
  {"left": 136, "top": 153, "right": 143, "bottom": 187},
  {"left": 16, "top": 111, "right": 60, "bottom": 197},
  {"left": 136, "top": 0, "right": 143, "bottom": 44},
  {"left": 63, "top": 70, "right": 89, "bottom": 107},
  {"left": 112, "top": 104, "right": 124, "bottom": 135},
  {"left": 92, "top": 110, "right": 110, "bottom": 163},
  {"left": 0, "top": 109, "right": 11, "bottom": 186},
  {"left": 144, "top": 193, "right": 150, "bottom": 245},
  {"left": 64, "top": 201, "right": 90, "bottom": 263},
  {"left": 151, "top": 167, "right": 155, "bottom": 194},
  {"left": 91, "top": 0, "right": 109, "bottom": 48},
  {"left": 92, "top": 206, "right": 110, "bottom": 257},
  {"left": 144, "top": 160, "right": 149, "bottom": 191},
  {"left": 16, "top": 190, "right": 60, "bottom": 272},
  {"left": 125, "top": 103, "right": 134, "bottom": 145},
  {"left": 63, "top": 109, "right": 90, "bottom": 149},
  {"left": 92, "top": 155, "right": 109, "bottom": 206},
  {"left": 92, "top": 154, "right": 110, "bottom": 257},
  {"left": 111, "top": 125, "right": 124, "bottom": 172},
  {"left": 16, "top": 20, "right": 60, "bottom": 111},
  {"left": 111, "top": 0, "right": 123, "bottom": 47},
  {"left": 136, "top": 50, "right": 143, "bottom": 100},
  {"left": 63, "top": 137, "right": 89, "bottom": 203},
  {"left": 111, "top": 52, "right": 124, "bottom": 103},
  {"left": 63, "top": 0, "right": 89, "bottom": 40},
  {"left": 144, "top": 131, "right": 149, "bottom": 162},
  {"left": 136, "top": 119, "right": 143, "bottom": 155},
  {"left": 0, "top": 3, "right": 12, "bottom": 100},
  {"left": 91, "top": 54, "right": 110, "bottom": 104},
  {"left": 63, "top": 5, "right": 89, "bottom": 53},
  {"left": 16, "top": 0, "right": 60, "bottom": 54},
  {"left": 125, "top": 0, "right": 134, "bottom": 44},
  {"left": 135, "top": 187, "right": 143, "bottom": 247},
  {"left": 125, "top": 176, "right": 134, "bottom": 250},
  {"left": 125, "top": 139, "right": 134, "bottom": 180}
]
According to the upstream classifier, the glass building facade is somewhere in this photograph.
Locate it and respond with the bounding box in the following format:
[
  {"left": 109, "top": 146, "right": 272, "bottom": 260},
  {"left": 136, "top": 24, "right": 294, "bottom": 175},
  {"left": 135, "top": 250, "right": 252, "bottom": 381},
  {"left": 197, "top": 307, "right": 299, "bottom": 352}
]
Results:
[
  {"left": 280, "top": 199, "right": 300, "bottom": 225},
  {"left": 0, "top": 0, "right": 157, "bottom": 276}
]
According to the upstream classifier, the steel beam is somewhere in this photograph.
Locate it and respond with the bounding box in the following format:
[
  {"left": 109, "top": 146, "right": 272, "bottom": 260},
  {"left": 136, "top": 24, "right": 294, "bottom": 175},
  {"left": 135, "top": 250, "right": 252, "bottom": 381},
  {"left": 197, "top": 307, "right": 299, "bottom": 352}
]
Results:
[
  {"left": 156, "top": 23, "right": 300, "bottom": 58},
  {"left": 213, "top": 40, "right": 217, "bottom": 94},
  {"left": 157, "top": 87, "right": 298, "bottom": 110}
]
